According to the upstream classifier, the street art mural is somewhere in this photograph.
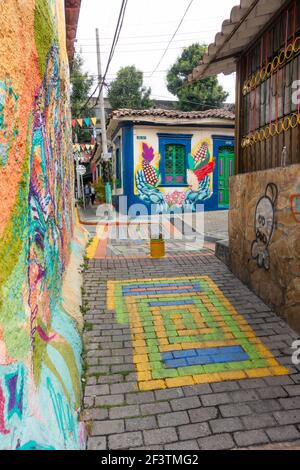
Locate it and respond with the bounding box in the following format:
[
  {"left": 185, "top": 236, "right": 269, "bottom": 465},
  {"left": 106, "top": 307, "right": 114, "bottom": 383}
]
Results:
[
  {"left": 135, "top": 140, "right": 214, "bottom": 212},
  {"left": 251, "top": 183, "right": 278, "bottom": 271},
  {"left": 0, "top": 78, "right": 19, "bottom": 168},
  {"left": 0, "top": 1, "right": 85, "bottom": 450}
]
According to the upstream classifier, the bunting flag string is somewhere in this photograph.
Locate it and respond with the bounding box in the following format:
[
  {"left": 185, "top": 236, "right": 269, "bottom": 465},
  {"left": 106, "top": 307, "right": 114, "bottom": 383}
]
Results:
[
  {"left": 73, "top": 143, "right": 96, "bottom": 153},
  {"left": 72, "top": 117, "right": 98, "bottom": 128}
]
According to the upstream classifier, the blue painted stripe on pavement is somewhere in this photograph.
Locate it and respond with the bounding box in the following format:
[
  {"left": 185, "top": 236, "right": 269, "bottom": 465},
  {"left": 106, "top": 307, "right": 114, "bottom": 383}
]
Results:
[{"left": 161, "top": 346, "right": 249, "bottom": 368}]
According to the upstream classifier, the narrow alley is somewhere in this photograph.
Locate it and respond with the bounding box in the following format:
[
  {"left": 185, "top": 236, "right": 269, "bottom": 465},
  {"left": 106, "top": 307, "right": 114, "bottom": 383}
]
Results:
[
  {"left": 82, "top": 221, "right": 300, "bottom": 451},
  {"left": 2, "top": 0, "right": 300, "bottom": 456}
]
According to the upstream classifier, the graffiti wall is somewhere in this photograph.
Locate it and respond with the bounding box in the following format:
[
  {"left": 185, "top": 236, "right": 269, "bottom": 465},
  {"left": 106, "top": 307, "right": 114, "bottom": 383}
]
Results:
[
  {"left": 229, "top": 163, "right": 300, "bottom": 334},
  {"left": 131, "top": 126, "right": 234, "bottom": 213},
  {"left": 135, "top": 139, "right": 214, "bottom": 212},
  {"left": 0, "top": 1, "right": 85, "bottom": 449}
]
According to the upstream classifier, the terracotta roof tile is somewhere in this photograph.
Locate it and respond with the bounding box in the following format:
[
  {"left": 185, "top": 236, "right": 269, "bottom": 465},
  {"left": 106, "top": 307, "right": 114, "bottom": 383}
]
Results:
[
  {"left": 188, "top": 0, "right": 287, "bottom": 81},
  {"left": 110, "top": 108, "right": 235, "bottom": 121},
  {"left": 65, "top": 0, "right": 82, "bottom": 66}
]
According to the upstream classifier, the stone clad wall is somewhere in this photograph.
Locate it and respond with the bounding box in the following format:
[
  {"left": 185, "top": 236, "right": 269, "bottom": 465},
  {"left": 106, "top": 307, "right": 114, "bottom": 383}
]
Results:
[
  {"left": 229, "top": 164, "right": 300, "bottom": 333},
  {"left": 0, "top": 1, "right": 85, "bottom": 449}
]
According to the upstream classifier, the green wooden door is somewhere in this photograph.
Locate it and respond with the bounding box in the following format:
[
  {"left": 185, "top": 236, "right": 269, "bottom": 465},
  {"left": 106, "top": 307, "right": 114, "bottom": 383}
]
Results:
[{"left": 218, "top": 146, "right": 234, "bottom": 208}]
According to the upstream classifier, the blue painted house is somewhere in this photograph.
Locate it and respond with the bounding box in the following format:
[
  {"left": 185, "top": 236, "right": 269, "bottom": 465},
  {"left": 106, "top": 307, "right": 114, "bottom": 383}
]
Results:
[{"left": 106, "top": 108, "right": 235, "bottom": 213}]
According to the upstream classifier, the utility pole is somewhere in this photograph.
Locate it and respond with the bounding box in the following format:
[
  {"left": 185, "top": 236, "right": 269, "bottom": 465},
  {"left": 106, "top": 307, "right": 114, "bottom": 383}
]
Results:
[
  {"left": 74, "top": 133, "right": 81, "bottom": 199},
  {"left": 96, "top": 28, "right": 112, "bottom": 217},
  {"left": 96, "top": 28, "right": 108, "bottom": 157},
  {"left": 81, "top": 173, "right": 86, "bottom": 210}
]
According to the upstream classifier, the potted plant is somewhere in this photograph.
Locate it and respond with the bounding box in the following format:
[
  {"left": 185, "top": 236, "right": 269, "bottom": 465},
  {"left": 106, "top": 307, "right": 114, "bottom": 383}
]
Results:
[{"left": 150, "top": 227, "right": 165, "bottom": 258}]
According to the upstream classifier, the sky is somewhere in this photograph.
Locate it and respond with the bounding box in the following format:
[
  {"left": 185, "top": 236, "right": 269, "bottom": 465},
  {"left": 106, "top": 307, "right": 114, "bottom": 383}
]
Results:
[{"left": 76, "top": 0, "right": 238, "bottom": 104}]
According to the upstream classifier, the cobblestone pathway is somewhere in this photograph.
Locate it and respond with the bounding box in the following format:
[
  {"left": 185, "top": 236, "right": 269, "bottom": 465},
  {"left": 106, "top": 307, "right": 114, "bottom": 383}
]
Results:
[{"left": 82, "top": 249, "right": 300, "bottom": 450}]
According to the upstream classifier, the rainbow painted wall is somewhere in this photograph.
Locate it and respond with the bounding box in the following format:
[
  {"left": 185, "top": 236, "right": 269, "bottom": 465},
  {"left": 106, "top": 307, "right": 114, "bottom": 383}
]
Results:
[{"left": 0, "top": 1, "right": 85, "bottom": 449}]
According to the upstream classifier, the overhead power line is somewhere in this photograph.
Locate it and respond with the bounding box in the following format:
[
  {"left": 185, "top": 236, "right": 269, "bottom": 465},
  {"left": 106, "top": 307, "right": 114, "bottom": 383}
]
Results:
[
  {"left": 76, "top": 45, "right": 191, "bottom": 55},
  {"left": 76, "top": 37, "right": 210, "bottom": 48},
  {"left": 96, "top": 0, "right": 129, "bottom": 102},
  {"left": 76, "top": 0, "right": 129, "bottom": 116},
  {"left": 73, "top": 69, "right": 169, "bottom": 77},
  {"left": 76, "top": 29, "right": 221, "bottom": 44},
  {"left": 71, "top": 70, "right": 169, "bottom": 82},
  {"left": 150, "top": 0, "right": 195, "bottom": 77},
  {"left": 76, "top": 15, "right": 222, "bottom": 32},
  {"left": 75, "top": 82, "right": 99, "bottom": 118},
  {"left": 151, "top": 94, "right": 232, "bottom": 109}
]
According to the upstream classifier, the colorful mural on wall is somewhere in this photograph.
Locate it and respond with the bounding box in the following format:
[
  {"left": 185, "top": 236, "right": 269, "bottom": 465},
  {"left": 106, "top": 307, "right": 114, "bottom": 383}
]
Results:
[
  {"left": 0, "top": 0, "right": 84, "bottom": 450},
  {"left": 135, "top": 140, "right": 215, "bottom": 212},
  {"left": 0, "top": 78, "right": 19, "bottom": 168}
]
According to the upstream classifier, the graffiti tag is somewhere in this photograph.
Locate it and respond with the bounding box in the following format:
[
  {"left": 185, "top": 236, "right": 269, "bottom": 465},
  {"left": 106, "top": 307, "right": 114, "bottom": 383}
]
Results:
[{"left": 251, "top": 183, "right": 278, "bottom": 271}]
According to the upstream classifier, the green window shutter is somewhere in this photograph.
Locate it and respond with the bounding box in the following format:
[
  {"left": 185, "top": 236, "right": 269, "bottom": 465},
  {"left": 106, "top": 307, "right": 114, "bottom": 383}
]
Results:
[
  {"left": 165, "top": 145, "right": 174, "bottom": 183},
  {"left": 174, "top": 145, "right": 185, "bottom": 182},
  {"left": 164, "top": 144, "right": 186, "bottom": 184}
]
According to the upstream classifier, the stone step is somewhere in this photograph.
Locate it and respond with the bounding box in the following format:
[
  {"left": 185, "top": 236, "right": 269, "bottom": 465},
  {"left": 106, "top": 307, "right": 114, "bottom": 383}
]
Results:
[{"left": 215, "top": 239, "right": 230, "bottom": 267}]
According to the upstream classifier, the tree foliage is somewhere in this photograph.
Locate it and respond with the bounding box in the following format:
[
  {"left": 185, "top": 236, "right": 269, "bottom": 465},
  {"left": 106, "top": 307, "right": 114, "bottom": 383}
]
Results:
[
  {"left": 108, "top": 66, "right": 153, "bottom": 110},
  {"left": 70, "top": 53, "right": 94, "bottom": 141},
  {"left": 70, "top": 53, "right": 93, "bottom": 117},
  {"left": 167, "top": 44, "right": 229, "bottom": 111}
]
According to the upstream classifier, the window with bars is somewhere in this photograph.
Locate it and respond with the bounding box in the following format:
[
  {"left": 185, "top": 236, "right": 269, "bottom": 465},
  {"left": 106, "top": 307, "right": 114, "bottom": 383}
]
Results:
[
  {"left": 239, "top": 0, "right": 300, "bottom": 172},
  {"left": 241, "top": 0, "right": 300, "bottom": 136},
  {"left": 164, "top": 144, "right": 186, "bottom": 185}
]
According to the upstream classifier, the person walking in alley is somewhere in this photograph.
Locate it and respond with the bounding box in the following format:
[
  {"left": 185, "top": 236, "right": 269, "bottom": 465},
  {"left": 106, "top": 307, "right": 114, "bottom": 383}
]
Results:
[
  {"left": 90, "top": 184, "right": 96, "bottom": 205},
  {"left": 84, "top": 183, "right": 91, "bottom": 206}
]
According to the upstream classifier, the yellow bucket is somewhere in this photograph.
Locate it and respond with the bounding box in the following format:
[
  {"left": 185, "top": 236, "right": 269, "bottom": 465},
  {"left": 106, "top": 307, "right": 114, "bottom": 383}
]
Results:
[{"left": 150, "top": 239, "right": 165, "bottom": 258}]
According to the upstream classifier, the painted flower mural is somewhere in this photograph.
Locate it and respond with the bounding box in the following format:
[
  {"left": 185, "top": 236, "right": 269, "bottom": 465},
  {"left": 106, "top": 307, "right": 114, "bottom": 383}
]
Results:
[
  {"left": 165, "top": 191, "right": 186, "bottom": 208},
  {"left": 136, "top": 141, "right": 214, "bottom": 212}
]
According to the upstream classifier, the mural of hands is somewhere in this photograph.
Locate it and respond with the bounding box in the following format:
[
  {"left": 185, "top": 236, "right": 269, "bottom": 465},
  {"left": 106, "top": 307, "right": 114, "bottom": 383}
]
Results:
[
  {"left": 136, "top": 169, "right": 167, "bottom": 211},
  {"left": 184, "top": 176, "right": 212, "bottom": 210}
]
